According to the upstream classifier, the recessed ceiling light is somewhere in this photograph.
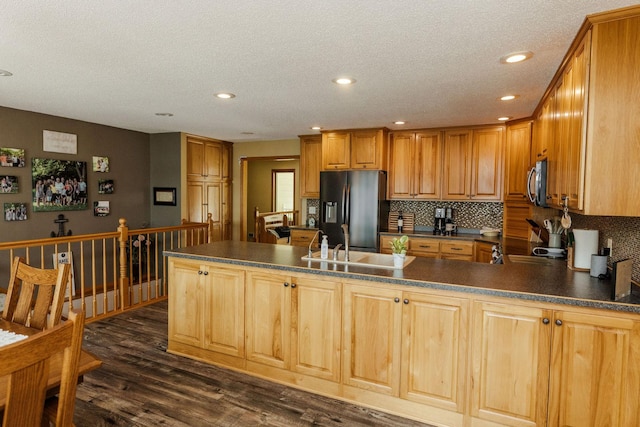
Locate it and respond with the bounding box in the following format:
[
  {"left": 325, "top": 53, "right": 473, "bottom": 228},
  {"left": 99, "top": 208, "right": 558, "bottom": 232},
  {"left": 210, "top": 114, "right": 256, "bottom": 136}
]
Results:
[
  {"left": 0, "top": 69, "right": 13, "bottom": 77},
  {"left": 393, "top": 121, "right": 406, "bottom": 125},
  {"left": 500, "top": 51, "right": 533, "bottom": 64},
  {"left": 500, "top": 95, "right": 519, "bottom": 101},
  {"left": 498, "top": 116, "right": 512, "bottom": 121},
  {"left": 155, "top": 113, "right": 173, "bottom": 117},
  {"left": 310, "top": 126, "right": 322, "bottom": 130},
  {"left": 215, "top": 92, "right": 236, "bottom": 99},
  {"left": 332, "top": 77, "right": 356, "bottom": 85}
]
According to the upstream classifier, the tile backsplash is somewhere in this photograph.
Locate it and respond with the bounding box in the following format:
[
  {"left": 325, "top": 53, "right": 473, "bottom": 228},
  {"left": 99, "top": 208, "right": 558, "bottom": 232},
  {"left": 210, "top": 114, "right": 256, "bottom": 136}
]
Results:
[
  {"left": 305, "top": 199, "right": 503, "bottom": 230},
  {"left": 568, "top": 213, "right": 640, "bottom": 284}
]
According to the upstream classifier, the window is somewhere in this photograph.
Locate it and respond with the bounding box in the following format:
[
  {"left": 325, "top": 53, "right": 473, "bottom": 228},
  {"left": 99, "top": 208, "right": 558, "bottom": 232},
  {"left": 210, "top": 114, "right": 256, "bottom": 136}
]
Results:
[{"left": 272, "top": 169, "right": 295, "bottom": 221}]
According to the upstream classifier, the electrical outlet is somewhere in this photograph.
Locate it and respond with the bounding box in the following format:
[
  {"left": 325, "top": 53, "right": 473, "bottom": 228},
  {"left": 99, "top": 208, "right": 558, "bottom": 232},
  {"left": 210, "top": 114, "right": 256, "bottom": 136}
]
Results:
[
  {"left": 607, "top": 238, "right": 613, "bottom": 258},
  {"left": 309, "top": 206, "right": 316, "bottom": 214}
]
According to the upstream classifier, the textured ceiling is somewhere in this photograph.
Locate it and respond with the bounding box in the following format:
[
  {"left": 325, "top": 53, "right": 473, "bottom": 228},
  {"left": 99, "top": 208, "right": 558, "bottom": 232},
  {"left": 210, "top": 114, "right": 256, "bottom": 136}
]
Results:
[{"left": 1, "top": 1, "right": 638, "bottom": 143}]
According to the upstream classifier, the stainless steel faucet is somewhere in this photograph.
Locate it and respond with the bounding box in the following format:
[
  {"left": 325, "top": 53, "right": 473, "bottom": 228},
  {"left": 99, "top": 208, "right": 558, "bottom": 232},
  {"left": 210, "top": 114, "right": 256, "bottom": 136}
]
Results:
[
  {"left": 341, "top": 224, "right": 349, "bottom": 262},
  {"left": 332, "top": 243, "right": 342, "bottom": 260},
  {"left": 308, "top": 229, "right": 324, "bottom": 258}
]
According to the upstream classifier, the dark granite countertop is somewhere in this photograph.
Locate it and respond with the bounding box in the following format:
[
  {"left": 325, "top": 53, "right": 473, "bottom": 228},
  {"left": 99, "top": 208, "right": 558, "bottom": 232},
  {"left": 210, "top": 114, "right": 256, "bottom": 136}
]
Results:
[{"left": 165, "top": 241, "right": 640, "bottom": 314}]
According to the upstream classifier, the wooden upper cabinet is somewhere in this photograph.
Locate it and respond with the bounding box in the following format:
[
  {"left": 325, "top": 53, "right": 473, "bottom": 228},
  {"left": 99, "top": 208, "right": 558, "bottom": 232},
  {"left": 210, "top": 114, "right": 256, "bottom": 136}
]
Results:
[
  {"left": 532, "top": 8, "right": 640, "bottom": 215},
  {"left": 442, "top": 130, "right": 472, "bottom": 200},
  {"left": 322, "top": 128, "right": 387, "bottom": 170},
  {"left": 388, "top": 131, "right": 442, "bottom": 200},
  {"left": 322, "top": 131, "right": 350, "bottom": 170},
  {"left": 471, "top": 126, "right": 504, "bottom": 201},
  {"left": 443, "top": 127, "right": 503, "bottom": 201},
  {"left": 504, "top": 121, "right": 532, "bottom": 201},
  {"left": 299, "top": 135, "right": 322, "bottom": 198},
  {"left": 350, "top": 129, "right": 386, "bottom": 169},
  {"left": 187, "top": 136, "right": 223, "bottom": 181}
]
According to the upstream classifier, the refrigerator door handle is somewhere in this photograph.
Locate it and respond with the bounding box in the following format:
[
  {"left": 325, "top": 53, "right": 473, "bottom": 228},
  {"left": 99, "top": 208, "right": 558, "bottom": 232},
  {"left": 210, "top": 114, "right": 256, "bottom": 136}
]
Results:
[
  {"left": 345, "top": 184, "right": 351, "bottom": 225},
  {"left": 341, "top": 184, "right": 346, "bottom": 223}
]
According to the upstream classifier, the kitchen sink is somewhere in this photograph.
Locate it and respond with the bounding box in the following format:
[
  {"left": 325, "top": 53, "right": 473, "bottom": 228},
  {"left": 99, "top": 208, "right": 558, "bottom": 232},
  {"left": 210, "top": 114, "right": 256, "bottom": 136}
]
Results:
[
  {"left": 507, "top": 255, "right": 554, "bottom": 265},
  {"left": 302, "top": 250, "right": 415, "bottom": 269}
]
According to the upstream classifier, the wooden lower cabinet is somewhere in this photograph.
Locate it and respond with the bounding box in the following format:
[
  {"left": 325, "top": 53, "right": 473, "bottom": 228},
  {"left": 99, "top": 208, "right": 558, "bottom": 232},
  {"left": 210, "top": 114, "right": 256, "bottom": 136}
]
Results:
[
  {"left": 471, "top": 300, "right": 640, "bottom": 427},
  {"left": 342, "top": 284, "right": 403, "bottom": 395},
  {"left": 168, "top": 259, "right": 245, "bottom": 362},
  {"left": 289, "top": 228, "right": 318, "bottom": 247},
  {"left": 245, "top": 271, "right": 342, "bottom": 382},
  {"left": 168, "top": 257, "right": 640, "bottom": 427}
]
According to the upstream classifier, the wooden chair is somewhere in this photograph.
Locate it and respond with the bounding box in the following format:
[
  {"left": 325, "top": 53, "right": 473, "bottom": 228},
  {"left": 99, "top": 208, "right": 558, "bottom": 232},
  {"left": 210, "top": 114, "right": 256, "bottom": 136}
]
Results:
[
  {"left": 0, "top": 308, "right": 85, "bottom": 427},
  {"left": 2, "top": 257, "right": 71, "bottom": 331}
]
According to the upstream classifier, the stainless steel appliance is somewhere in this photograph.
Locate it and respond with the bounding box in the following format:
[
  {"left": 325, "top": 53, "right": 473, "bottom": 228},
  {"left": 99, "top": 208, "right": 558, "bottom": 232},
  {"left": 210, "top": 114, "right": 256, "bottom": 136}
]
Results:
[
  {"left": 527, "top": 158, "right": 548, "bottom": 207},
  {"left": 319, "top": 170, "right": 389, "bottom": 252}
]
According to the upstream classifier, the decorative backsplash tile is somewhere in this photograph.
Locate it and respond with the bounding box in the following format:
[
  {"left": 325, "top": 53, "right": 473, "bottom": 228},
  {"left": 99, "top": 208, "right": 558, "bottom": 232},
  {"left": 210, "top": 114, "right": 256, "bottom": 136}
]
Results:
[
  {"left": 570, "top": 213, "right": 640, "bottom": 284},
  {"left": 305, "top": 199, "right": 503, "bottom": 230},
  {"left": 389, "top": 200, "right": 503, "bottom": 230}
]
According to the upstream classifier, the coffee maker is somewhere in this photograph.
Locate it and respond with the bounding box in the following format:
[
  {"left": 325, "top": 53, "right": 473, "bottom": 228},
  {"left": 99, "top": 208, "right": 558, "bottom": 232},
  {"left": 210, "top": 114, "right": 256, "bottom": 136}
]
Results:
[{"left": 434, "top": 207, "right": 446, "bottom": 235}]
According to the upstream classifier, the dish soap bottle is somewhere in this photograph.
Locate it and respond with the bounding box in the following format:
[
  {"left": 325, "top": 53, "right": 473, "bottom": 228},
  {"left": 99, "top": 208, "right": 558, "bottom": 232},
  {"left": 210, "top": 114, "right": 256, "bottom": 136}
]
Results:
[{"left": 321, "top": 235, "right": 329, "bottom": 259}]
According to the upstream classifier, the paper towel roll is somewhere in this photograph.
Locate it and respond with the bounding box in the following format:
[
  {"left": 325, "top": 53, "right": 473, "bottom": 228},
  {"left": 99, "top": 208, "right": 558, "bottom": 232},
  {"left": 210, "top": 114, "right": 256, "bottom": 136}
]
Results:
[{"left": 573, "top": 229, "right": 599, "bottom": 269}]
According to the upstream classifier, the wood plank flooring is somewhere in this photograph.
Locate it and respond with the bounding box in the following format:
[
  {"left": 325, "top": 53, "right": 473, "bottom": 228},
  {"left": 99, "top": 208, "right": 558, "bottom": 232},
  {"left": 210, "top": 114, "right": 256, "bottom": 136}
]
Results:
[{"left": 74, "top": 300, "right": 435, "bottom": 427}]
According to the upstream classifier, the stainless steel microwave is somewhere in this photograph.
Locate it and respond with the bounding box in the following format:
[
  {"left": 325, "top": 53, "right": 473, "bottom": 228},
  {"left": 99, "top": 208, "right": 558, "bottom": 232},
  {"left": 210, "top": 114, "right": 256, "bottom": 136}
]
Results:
[{"left": 527, "top": 158, "right": 548, "bottom": 207}]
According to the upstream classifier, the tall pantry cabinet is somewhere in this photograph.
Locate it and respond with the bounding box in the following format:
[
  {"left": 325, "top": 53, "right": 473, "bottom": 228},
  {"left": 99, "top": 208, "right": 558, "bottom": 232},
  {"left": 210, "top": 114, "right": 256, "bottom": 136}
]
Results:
[{"left": 185, "top": 135, "right": 233, "bottom": 241}]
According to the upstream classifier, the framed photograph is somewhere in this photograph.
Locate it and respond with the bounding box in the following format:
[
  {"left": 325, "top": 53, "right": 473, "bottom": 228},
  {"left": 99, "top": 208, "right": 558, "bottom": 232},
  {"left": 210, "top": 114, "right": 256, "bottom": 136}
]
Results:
[
  {"left": 93, "top": 201, "right": 110, "bottom": 217},
  {"left": 98, "top": 179, "right": 114, "bottom": 194},
  {"left": 1, "top": 176, "right": 18, "bottom": 193},
  {"left": 32, "top": 158, "right": 88, "bottom": 212},
  {"left": 92, "top": 156, "right": 110, "bottom": 172},
  {"left": 4, "top": 203, "right": 28, "bottom": 221},
  {"left": 153, "top": 187, "right": 176, "bottom": 206},
  {"left": 0, "top": 148, "right": 25, "bottom": 167}
]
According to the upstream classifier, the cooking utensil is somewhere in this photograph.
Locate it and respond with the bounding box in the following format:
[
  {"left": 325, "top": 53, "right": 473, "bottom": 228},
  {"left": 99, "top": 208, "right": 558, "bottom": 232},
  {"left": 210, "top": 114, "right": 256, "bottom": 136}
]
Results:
[{"left": 561, "top": 204, "right": 572, "bottom": 229}]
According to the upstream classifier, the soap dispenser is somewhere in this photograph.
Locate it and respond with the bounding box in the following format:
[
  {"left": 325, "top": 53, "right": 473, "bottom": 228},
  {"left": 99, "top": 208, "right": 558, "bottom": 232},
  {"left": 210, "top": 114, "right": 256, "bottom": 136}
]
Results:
[{"left": 320, "top": 235, "right": 329, "bottom": 259}]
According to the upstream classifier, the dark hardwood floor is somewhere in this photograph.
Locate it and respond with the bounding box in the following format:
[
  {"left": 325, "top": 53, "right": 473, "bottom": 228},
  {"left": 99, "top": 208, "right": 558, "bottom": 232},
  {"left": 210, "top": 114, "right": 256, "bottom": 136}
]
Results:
[{"left": 74, "top": 300, "right": 435, "bottom": 427}]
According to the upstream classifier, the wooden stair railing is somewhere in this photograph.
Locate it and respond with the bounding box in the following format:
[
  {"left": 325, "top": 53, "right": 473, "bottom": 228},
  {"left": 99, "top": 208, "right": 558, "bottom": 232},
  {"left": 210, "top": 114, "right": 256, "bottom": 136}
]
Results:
[{"left": 0, "top": 215, "right": 213, "bottom": 323}]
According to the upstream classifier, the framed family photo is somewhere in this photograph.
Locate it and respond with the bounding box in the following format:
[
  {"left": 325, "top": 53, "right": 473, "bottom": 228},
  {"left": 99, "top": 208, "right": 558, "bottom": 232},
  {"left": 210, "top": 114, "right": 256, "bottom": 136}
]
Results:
[
  {"left": 0, "top": 148, "right": 25, "bottom": 167},
  {"left": 1, "top": 176, "right": 18, "bottom": 193},
  {"left": 93, "top": 156, "right": 110, "bottom": 172},
  {"left": 4, "top": 203, "right": 27, "bottom": 221},
  {"left": 32, "top": 158, "right": 88, "bottom": 212}
]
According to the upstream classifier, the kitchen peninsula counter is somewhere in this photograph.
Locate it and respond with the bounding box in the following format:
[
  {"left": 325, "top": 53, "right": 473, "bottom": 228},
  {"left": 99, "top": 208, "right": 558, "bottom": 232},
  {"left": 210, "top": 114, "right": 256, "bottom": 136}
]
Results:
[
  {"left": 165, "top": 240, "right": 639, "bottom": 313},
  {"left": 166, "top": 241, "right": 640, "bottom": 427}
]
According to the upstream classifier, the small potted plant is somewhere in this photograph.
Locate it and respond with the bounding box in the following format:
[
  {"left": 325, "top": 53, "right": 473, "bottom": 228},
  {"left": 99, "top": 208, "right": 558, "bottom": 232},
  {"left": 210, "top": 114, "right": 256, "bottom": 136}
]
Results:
[{"left": 390, "top": 235, "right": 409, "bottom": 268}]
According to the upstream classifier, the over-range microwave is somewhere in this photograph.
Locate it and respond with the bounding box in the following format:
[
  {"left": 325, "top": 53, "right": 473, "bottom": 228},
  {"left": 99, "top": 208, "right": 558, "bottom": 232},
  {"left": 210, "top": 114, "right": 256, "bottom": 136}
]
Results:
[{"left": 527, "top": 158, "right": 548, "bottom": 207}]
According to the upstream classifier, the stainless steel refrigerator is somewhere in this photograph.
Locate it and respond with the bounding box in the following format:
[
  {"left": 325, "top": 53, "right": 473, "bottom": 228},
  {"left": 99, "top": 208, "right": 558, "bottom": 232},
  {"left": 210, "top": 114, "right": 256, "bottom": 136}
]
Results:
[{"left": 319, "top": 170, "right": 389, "bottom": 252}]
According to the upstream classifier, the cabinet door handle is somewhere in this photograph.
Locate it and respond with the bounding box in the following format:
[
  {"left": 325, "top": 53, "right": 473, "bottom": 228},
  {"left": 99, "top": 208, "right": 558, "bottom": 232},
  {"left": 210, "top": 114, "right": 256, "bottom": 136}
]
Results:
[
  {"left": 451, "top": 247, "right": 462, "bottom": 251},
  {"left": 555, "top": 319, "right": 563, "bottom": 326},
  {"left": 403, "top": 299, "right": 409, "bottom": 305},
  {"left": 291, "top": 283, "right": 297, "bottom": 288},
  {"left": 542, "top": 318, "right": 550, "bottom": 324},
  {"left": 203, "top": 271, "right": 208, "bottom": 276},
  {"left": 283, "top": 282, "right": 289, "bottom": 287},
  {"left": 394, "top": 297, "right": 400, "bottom": 303},
  {"left": 198, "top": 270, "right": 203, "bottom": 275}
]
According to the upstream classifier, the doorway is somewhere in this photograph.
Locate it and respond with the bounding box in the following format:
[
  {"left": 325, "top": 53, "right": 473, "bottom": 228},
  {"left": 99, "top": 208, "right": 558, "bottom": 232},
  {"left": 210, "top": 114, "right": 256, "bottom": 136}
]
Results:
[{"left": 240, "top": 156, "right": 300, "bottom": 241}]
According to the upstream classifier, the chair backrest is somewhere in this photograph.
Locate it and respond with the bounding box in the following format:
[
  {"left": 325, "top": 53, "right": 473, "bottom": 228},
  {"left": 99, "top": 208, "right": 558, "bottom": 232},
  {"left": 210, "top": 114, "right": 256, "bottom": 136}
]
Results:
[
  {"left": 0, "top": 308, "right": 85, "bottom": 427},
  {"left": 2, "top": 257, "right": 71, "bottom": 330}
]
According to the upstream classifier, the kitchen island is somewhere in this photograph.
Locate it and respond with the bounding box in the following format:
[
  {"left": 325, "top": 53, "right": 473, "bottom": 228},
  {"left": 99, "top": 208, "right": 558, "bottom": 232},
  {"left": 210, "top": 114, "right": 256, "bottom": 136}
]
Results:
[{"left": 166, "top": 241, "right": 640, "bottom": 427}]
